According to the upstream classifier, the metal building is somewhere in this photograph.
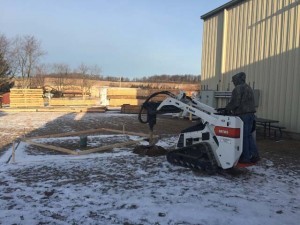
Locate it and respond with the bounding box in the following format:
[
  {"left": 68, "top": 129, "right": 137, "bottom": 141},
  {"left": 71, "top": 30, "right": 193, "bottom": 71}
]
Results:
[{"left": 200, "top": 0, "right": 300, "bottom": 133}]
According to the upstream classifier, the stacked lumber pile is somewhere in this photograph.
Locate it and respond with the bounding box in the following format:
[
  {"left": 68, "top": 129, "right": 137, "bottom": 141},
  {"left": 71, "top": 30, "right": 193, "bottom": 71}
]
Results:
[
  {"left": 121, "top": 104, "right": 143, "bottom": 114},
  {"left": 107, "top": 88, "right": 144, "bottom": 106},
  {"left": 48, "top": 98, "right": 98, "bottom": 106},
  {"left": 119, "top": 89, "right": 197, "bottom": 114},
  {"left": 9, "top": 89, "right": 44, "bottom": 107},
  {"left": 143, "top": 89, "right": 181, "bottom": 101},
  {"left": 106, "top": 88, "right": 183, "bottom": 106}
]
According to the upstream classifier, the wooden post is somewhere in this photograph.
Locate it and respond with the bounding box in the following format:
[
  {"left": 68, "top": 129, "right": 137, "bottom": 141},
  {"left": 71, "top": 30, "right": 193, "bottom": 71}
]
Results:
[
  {"left": 189, "top": 102, "right": 192, "bottom": 121},
  {"left": 11, "top": 142, "right": 16, "bottom": 163},
  {"left": 80, "top": 136, "right": 88, "bottom": 148},
  {"left": 149, "top": 130, "right": 154, "bottom": 146}
]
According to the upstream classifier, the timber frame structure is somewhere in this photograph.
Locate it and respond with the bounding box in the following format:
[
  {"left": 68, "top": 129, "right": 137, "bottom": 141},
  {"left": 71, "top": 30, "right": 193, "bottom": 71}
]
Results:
[{"left": 22, "top": 128, "right": 155, "bottom": 155}]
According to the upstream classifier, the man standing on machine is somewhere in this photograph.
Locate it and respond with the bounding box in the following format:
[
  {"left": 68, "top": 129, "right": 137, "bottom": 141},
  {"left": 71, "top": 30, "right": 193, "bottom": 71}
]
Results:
[{"left": 225, "top": 72, "right": 259, "bottom": 163}]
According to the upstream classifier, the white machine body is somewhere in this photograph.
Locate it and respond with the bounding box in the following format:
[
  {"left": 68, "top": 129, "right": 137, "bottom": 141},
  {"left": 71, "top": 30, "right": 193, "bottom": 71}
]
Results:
[{"left": 157, "top": 92, "right": 244, "bottom": 169}]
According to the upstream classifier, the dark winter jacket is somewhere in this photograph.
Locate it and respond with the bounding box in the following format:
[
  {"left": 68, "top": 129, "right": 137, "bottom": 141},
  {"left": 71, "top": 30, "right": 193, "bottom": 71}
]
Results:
[{"left": 225, "top": 72, "right": 256, "bottom": 115}]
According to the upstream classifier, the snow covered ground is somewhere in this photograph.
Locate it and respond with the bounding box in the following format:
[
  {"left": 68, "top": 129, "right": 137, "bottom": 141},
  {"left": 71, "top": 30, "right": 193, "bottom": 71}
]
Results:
[{"left": 0, "top": 134, "right": 299, "bottom": 225}]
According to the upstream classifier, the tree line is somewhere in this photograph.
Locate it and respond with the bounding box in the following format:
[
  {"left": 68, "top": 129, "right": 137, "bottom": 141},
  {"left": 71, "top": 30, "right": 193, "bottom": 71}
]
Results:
[
  {"left": 0, "top": 33, "right": 200, "bottom": 93},
  {"left": 133, "top": 74, "right": 200, "bottom": 83}
]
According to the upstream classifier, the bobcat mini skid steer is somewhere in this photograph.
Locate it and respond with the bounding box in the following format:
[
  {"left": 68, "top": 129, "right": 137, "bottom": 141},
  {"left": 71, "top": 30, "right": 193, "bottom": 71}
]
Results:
[{"left": 138, "top": 91, "right": 244, "bottom": 173}]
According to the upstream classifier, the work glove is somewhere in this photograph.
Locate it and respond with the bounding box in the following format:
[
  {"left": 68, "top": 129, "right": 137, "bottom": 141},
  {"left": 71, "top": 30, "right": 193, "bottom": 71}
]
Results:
[
  {"left": 215, "top": 108, "right": 230, "bottom": 115},
  {"left": 215, "top": 107, "right": 226, "bottom": 112}
]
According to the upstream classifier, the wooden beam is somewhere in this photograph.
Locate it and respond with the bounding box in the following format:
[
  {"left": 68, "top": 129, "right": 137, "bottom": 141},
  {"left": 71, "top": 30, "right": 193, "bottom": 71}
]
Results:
[
  {"left": 25, "top": 128, "right": 106, "bottom": 140},
  {"left": 101, "top": 128, "right": 156, "bottom": 138},
  {"left": 78, "top": 138, "right": 146, "bottom": 155},
  {"left": 23, "top": 139, "right": 78, "bottom": 155},
  {"left": 26, "top": 128, "right": 154, "bottom": 140}
]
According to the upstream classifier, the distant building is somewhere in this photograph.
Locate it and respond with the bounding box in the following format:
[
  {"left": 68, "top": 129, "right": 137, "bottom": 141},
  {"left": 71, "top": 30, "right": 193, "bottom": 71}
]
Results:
[{"left": 200, "top": 0, "right": 300, "bottom": 133}]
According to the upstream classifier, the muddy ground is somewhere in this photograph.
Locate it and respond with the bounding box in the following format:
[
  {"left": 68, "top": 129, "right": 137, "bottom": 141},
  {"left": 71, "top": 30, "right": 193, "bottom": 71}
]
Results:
[{"left": 0, "top": 111, "right": 299, "bottom": 172}]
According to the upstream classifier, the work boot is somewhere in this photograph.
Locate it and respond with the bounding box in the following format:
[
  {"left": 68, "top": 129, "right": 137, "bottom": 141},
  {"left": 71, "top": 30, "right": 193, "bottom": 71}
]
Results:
[
  {"left": 250, "top": 155, "right": 260, "bottom": 163},
  {"left": 238, "top": 158, "right": 251, "bottom": 164}
]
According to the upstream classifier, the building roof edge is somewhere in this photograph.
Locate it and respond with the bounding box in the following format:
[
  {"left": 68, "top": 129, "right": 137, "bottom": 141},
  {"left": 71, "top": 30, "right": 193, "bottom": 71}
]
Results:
[{"left": 201, "top": 0, "right": 245, "bottom": 20}]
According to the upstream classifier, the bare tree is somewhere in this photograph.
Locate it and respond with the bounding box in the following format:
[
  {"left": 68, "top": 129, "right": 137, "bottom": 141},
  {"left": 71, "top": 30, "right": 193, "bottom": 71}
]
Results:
[
  {"left": 31, "top": 63, "right": 49, "bottom": 88},
  {"left": 77, "top": 63, "right": 89, "bottom": 75},
  {"left": 89, "top": 64, "right": 102, "bottom": 79},
  {"left": 77, "top": 63, "right": 93, "bottom": 97},
  {"left": 11, "top": 35, "right": 46, "bottom": 88},
  {"left": 52, "top": 63, "right": 70, "bottom": 93}
]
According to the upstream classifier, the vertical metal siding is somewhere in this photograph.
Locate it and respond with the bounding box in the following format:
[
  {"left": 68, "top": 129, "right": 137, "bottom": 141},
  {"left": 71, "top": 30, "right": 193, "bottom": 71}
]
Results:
[
  {"left": 201, "top": 14, "right": 224, "bottom": 90},
  {"left": 201, "top": 0, "right": 300, "bottom": 133}
]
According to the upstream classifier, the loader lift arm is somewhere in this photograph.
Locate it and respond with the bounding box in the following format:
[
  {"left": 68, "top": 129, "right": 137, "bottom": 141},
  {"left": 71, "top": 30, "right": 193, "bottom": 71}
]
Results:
[{"left": 138, "top": 90, "right": 218, "bottom": 130}]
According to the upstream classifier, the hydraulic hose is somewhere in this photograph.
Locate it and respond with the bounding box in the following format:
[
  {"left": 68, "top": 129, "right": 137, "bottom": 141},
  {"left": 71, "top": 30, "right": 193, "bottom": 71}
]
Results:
[{"left": 138, "top": 91, "right": 176, "bottom": 124}]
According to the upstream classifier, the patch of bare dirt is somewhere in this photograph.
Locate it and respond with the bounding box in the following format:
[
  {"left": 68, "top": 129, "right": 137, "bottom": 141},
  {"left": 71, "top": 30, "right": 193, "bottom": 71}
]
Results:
[{"left": 133, "top": 145, "right": 168, "bottom": 156}]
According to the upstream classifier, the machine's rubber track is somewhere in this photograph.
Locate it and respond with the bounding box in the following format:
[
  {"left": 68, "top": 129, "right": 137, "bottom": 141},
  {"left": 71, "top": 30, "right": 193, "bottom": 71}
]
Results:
[{"left": 166, "top": 142, "right": 218, "bottom": 174}]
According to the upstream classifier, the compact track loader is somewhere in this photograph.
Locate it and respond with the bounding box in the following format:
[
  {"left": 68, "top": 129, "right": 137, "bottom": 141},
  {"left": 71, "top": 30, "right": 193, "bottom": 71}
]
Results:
[{"left": 138, "top": 91, "right": 244, "bottom": 173}]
